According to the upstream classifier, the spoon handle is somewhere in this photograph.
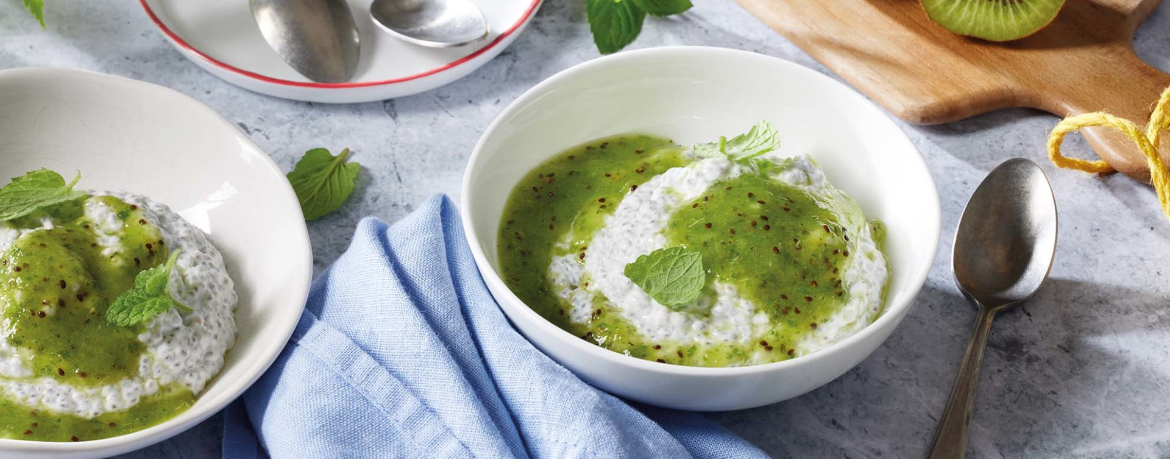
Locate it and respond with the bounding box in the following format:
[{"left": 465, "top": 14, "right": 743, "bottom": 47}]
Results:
[{"left": 926, "top": 306, "right": 997, "bottom": 459}]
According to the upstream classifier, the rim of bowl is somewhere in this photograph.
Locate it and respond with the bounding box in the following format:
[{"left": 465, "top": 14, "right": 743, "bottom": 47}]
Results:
[
  {"left": 461, "top": 46, "right": 940, "bottom": 378},
  {"left": 137, "top": 0, "right": 543, "bottom": 89},
  {"left": 0, "top": 67, "right": 312, "bottom": 452}
]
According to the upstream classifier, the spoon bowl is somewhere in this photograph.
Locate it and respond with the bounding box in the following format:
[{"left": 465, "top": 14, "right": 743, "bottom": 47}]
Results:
[
  {"left": 953, "top": 158, "right": 1058, "bottom": 310},
  {"left": 251, "top": 0, "right": 361, "bottom": 83},
  {"left": 371, "top": 0, "right": 490, "bottom": 48}
]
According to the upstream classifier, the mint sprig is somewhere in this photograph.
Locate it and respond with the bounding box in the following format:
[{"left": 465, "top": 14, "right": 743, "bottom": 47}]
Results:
[
  {"left": 633, "top": 0, "right": 692, "bottom": 16},
  {"left": 693, "top": 121, "right": 782, "bottom": 161},
  {"left": 624, "top": 246, "right": 705, "bottom": 309},
  {"left": 22, "top": 0, "right": 45, "bottom": 28},
  {"left": 0, "top": 168, "right": 86, "bottom": 221},
  {"left": 587, "top": 0, "right": 691, "bottom": 54},
  {"left": 106, "top": 250, "right": 192, "bottom": 327},
  {"left": 287, "top": 148, "right": 361, "bottom": 221},
  {"left": 587, "top": 0, "right": 645, "bottom": 55}
]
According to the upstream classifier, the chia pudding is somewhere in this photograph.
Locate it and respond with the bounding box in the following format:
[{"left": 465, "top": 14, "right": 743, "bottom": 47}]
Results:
[
  {"left": 499, "top": 129, "right": 888, "bottom": 367},
  {"left": 0, "top": 191, "right": 236, "bottom": 441}
]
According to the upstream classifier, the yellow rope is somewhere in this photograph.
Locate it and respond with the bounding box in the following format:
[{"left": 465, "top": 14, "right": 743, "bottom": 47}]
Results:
[{"left": 1047, "top": 86, "right": 1170, "bottom": 222}]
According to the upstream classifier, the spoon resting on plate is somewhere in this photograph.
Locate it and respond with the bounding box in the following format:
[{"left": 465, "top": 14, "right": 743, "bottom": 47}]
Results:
[
  {"left": 370, "top": 0, "right": 490, "bottom": 48},
  {"left": 927, "top": 158, "right": 1058, "bottom": 459},
  {"left": 250, "top": 0, "right": 361, "bottom": 83}
]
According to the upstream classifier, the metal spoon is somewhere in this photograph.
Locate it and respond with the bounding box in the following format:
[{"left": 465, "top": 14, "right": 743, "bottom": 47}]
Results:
[
  {"left": 251, "top": 0, "right": 361, "bottom": 83},
  {"left": 370, "top": 0, "right": 489, "bottom": 48},
  {"left": 927, "top": 158, "right": 1057, "bottom": 459}
]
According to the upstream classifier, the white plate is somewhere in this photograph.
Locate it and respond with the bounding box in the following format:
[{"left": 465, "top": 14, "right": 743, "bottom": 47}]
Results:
[
  {"left": 463, "top": 47, "right": 940, "bottom": 411},
  {"left": 0, "top": 68, "right": 311, "bottom": 458},
  {"left": 139, "top": 0, "right": 542, "bottom": 103}
]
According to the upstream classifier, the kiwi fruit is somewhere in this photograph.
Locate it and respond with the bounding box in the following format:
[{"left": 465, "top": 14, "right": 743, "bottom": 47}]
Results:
[{"left": 921, "top": 0, "right": 1066, "bottom": 42}]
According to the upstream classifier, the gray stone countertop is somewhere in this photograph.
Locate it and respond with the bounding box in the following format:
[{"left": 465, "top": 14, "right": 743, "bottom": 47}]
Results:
[{"left": 3, "top": 0, "right": 1170, "bottom": 458}]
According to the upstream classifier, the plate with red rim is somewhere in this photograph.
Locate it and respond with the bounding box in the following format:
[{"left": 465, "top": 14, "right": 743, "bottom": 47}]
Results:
[{"left": 139, "top": 0, "right": 542, "bottom": 103}]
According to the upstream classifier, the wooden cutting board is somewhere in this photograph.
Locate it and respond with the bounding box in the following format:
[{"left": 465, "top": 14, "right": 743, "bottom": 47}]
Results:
[{"left": 733, "top": 0, "right": 1170, "bottom": 182}]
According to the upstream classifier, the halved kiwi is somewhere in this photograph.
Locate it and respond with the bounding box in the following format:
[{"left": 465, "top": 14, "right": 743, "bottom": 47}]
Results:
[{"left": 921, "top": 0, "right": 1066, "bottom": 42}]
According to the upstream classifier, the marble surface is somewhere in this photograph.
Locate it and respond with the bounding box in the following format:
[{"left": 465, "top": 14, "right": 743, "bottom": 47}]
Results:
[{"left": 3, "top": 1, "right": 1170, "bottom": 458}]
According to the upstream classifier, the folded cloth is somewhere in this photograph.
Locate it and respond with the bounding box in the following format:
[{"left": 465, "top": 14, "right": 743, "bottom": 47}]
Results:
[{"left": 222, "top": 195, "right": 770, "bottom": 459}]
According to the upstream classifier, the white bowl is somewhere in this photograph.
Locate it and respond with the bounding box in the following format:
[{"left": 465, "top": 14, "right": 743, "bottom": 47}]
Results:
[
  {"left": 0, "top": 68, "right": 311, "bottom": 458},
  {"left": 461, "top": 47, "right": 940, "bottom": 411},
  {"left": 139, "top": 0, "right": 541, "bottom": 103}
]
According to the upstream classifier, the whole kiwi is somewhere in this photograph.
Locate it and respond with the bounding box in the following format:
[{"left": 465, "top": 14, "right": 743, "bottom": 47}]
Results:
[{"left": 921, "top": 0, "right": 1067, "bottom": 42}]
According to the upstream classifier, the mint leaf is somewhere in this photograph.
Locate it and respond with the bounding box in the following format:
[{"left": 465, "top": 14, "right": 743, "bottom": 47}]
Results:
[
  {"left": 587, "top": 0, "right": 645, "bottom": 54},
  {"left": 632, "top": 0, "right": 692, "bottom": 16},
  {"left": 0, "top": 168, "right": 86, "bottom": 221},
  {"left": 23, "top": 0, "right": 45, "bottom": 28},
  {"left": 107, "top": 291, "right": 172, "bottom": 325},
  {"left": 107, "top": 250, "right": 191, "bottom": 327},
  {"left": 287, "top": 148, "right": 361, "bottom": 221},
  {"left": 624, "top": 246, "right": 705, "bottom": 308},
  {"left": 693, "top": 121, "right": 782, "bottom": 161}
]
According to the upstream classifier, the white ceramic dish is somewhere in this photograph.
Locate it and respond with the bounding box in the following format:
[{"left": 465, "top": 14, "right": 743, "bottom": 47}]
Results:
[
  {"left": 139, "top": 0, "right": 541, "bottom": 103},
  {"left": 0, "top": 68, "right": 311, "bottom": 458},
  {"left": 462, "top": 47, "right": 940, "bottom": 411}
]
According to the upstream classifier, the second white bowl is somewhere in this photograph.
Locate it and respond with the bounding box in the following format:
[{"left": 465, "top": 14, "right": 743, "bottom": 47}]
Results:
[
  {"left": 462, "top": 47, "right": 940, "bottom": 411},
  {"left": 0, "top": 68, "right": 311, "bottom": 458}
]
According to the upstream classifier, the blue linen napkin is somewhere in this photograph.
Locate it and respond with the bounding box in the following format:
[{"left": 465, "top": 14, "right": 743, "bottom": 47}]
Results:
[{"left": 222, "top": 195, "right": 770, "bottom": 459}]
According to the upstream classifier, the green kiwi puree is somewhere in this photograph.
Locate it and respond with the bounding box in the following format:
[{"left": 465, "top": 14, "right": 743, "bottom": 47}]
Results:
[
  {"left": 499, "top": 134, "right": 886, "bottom": 367},
  {"left": 0, "top": 196, "right": 194, "bottom": 441}
]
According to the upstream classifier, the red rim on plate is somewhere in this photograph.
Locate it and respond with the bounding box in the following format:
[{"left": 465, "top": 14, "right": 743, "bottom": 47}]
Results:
[{"left": 138, "top": 0, "right": 542, "bottom": 89}]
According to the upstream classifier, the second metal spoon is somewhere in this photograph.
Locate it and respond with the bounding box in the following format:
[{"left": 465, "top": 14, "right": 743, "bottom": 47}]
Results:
[
  {"left": 927, "top": 158, "right": 1058, "bottom": 459},
  {"left": 370, "top": 0, "right": 489, "bottom": 48}
]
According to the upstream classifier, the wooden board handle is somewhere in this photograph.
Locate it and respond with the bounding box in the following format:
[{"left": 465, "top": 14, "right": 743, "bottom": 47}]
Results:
[{"left": 1037, "top": 45, "right": 1170, "bottom": 183}]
